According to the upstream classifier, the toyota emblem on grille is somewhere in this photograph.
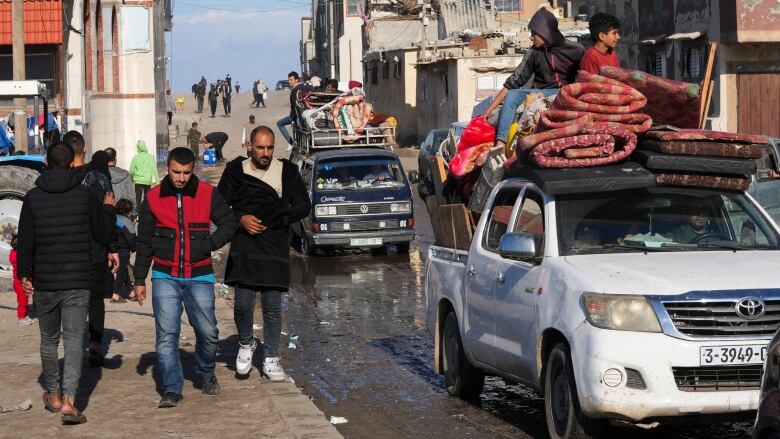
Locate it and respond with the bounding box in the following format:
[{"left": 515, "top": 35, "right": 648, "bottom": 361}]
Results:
[
  {"left": 735, "top": 297, "right": 765, "bottom": 320},
  {"left": 360, "top": 204, "right": 369, "bottom": 214}
]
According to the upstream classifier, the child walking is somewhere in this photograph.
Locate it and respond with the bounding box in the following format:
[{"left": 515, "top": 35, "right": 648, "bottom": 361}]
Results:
[
  {"left": 111, "top": 199, "right": 137, "bottom": 303},
  {"left": 10, "top": 234, "right": 33, "bottom": 326}
]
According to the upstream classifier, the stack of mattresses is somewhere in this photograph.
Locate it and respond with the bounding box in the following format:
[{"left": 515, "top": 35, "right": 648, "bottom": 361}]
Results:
[{"left": 634, "top": 129, "right": 767, "bottom": 191}]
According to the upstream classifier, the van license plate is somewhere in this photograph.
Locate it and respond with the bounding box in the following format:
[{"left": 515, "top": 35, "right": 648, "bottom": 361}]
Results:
[
  {"left": 699, "top": 345, "right": 768, "bottom": 366},
  {"left": 350, "top": 238, "right": 382, "bottom": 246}
]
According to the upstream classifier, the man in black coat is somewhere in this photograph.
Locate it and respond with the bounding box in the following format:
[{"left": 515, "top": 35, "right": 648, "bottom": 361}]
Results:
[
  {"left": 17, "top": 142, "right": 116, "bottom": 425},
  {"left": 217, "top": 126, "right": 310, "bottom": 381}
]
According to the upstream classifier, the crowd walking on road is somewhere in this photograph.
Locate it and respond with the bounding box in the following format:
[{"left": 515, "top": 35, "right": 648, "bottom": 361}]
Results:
[{"left": 11, "top": 119, "right": 310, "bottom": 423}]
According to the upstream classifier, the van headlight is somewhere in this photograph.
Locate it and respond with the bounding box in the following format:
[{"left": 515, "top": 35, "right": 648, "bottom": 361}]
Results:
[
  {"left": 390, "top": 202, "right": 410, "bottom": 213},
  {"left": 315, "top": 205, "right": 337, "bottom": 216},
  {"left": 582, "top": 293, "right": 661, "bottom": 333}
]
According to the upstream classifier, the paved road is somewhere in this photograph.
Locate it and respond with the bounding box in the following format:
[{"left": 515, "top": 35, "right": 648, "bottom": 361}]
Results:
[{"left": 176, "top": 88, "right": 755, "bottom": 439}]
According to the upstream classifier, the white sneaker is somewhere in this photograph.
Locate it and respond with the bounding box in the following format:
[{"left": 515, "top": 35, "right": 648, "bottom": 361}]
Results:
[
  {"left": 17, "top": 316, "right": 33, "bottom": 327},
  {"left": 262, "top": 357, "right": 286, "bottom": 382},
  {"left": 286, "top": 144, "right": 293, "bottom": 152},
  {"left": 236, "top": 339, "right": 256, "bottom": 376}
]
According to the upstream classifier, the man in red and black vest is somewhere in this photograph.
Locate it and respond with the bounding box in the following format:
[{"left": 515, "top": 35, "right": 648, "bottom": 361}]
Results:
[{"left": 133, "top": 147, "right": 236, "bottom": 408}]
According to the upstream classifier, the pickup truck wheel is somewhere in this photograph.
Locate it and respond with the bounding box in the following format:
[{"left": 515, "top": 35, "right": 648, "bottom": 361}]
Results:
[
  {"left": 395, "top": 242, "right": 410, "bottom": 254},
  {"left": 0, "top": 165, "right": 39, "bottom": 270},
  {"left": 442, "top": 311, "right": 484, "bottom": 399},
  {"left": 544, "top": 343, "right": 604, "bottom": 439}
]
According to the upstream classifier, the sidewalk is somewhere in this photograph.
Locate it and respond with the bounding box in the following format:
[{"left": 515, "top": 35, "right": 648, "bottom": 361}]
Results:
[{"left": 0, "top": 270, "right": 341, "bottom": 438}]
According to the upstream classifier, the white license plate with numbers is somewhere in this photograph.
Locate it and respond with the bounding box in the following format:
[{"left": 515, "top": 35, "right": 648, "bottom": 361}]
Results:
[
  {"left": 699, "top": 344, "right": 768, "bottom": 366},
  {"left": 350, "top": 238, "right": 382, "bottom": 246}
]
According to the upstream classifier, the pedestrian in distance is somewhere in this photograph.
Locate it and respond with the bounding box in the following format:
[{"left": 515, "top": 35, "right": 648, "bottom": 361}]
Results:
[
  {"left": 235, "top": 81, "right": 240, "bottom": 94},
  {"left": 242, "top": 115, "right": 258, "bottom": 147},
  {"left": 252, "top": 80, "right": 260, "bottom": 108},
  {"left": 64, "top": 132, "right": 118, "bottom": 368},
  {"left": 133, "top": 147, "right": 237, "bottom": 408},
  {"left": 579, "top": 13, "right": 621, "bottom": 76},
  {"left": 129, "top": 139, "right": 159, "bottom": 208},
  {"left": 220, "top": 81, "right": 232, "bottom": 117},
  {"left": 9, "top": 234, "right": 33, "bottom": 326},
  {"left": 17, "top": 141, "right": 117, "bottom": 425},
  {"left": 111, "top": 199, "right": 136, "bottom": 303},
  {"left": 105, "top": 147, "right": 136, "bottom": 216},
  {"left": 195, "top": 82, "right": 206, "bottom": 113},
  {"left": 217, "top": 126, "right": 311, "bottom": 381},
  {"left": 203, "top": 132, "right": 228, "bottom": 162},
  {"left": 187, "top": 122, "right": 202, "bottom": 159},
  {"left": 166, "top": 89, "right": 175, "bottom": 126},
  {"left": 208, "top": 84, "right": 218, "bottom": 118}
]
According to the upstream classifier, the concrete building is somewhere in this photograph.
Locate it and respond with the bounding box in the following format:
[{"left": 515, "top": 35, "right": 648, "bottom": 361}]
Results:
[
  {"left": 363, "top": 47, "right": 419, "bottom": 145},
  {"left": 570, "top": 0, "right": 780, "bottom": 137},
  {"left": 0, "top": 0, "right": 169, "bottom": 167},
  {"left": 307, "top": 0, "right": 365, "bottom": 83}
]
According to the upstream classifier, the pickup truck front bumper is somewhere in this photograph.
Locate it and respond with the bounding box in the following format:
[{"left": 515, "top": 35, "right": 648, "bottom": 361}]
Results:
[
  {"left": 571, "top": 325, "right": 765, "bottom": 422},
  {"left": 308, "top": 229, "right": 415, "bottom": 247}
]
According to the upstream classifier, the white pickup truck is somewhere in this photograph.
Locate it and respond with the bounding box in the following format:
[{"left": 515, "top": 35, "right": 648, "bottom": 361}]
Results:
[{"left": 425, "top": 163, "right": 780, "bottom": 438}]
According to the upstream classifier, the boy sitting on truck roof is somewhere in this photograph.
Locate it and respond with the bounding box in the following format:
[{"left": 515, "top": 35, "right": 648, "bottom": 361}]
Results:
[{"left": 579, "top": 13, "right": 622, "bottom": 76}]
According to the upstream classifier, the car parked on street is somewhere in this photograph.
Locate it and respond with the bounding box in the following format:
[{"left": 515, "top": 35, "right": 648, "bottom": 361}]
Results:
[
  {"left": 276, "top": 80, "right": 290, "bottom": 90},
  {"left": 426, "top": 163, "right": 780, "bottom": 438},
  {"left": 417, "top": 128, "right": 448, "bottom": 199}
]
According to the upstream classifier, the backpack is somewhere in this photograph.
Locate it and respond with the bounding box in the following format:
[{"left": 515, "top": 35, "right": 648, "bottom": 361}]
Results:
[{"left": 191, "top": 83, "right": 198, "bottom": 93}]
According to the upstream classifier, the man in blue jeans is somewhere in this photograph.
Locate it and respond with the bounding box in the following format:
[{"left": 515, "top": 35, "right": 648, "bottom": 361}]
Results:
[
  {"left": 480, "top": 8, "right": 584, "bottom": 150},
  {"left": 276, "top": 71, "right": 309, "bottom": 151},
  {"left": 133, "top": 147, "right": 236, "bottom": 408}
]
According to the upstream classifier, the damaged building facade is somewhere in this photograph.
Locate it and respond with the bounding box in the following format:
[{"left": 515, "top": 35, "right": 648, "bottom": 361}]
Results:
[
  {"left": 0, "top": 0, "right": 171, "bottom": 166},
  {"left": 571, "top": 0, "right": 780, "bottom": 137}
]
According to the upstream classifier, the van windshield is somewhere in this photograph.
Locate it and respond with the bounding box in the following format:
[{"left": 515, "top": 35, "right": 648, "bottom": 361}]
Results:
[
  {"left": 315, "top": 157, "right": 406, "bottom": 191},
  {"left": 556, "top": 187, "right": 780, "bottom": 256}
]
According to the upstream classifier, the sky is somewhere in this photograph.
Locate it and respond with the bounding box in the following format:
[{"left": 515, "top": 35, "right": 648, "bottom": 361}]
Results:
[{"left": 167, "top": 0, "right": 311, "bottom": 92}]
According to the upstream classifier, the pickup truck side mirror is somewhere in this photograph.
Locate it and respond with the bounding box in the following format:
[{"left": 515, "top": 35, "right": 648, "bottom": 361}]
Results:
[
  {"left": 499, "top": 232, "right": 537, "bottom": 260},
  {"left": 408, "top": 170, "right": 420, "bottom": 184}
]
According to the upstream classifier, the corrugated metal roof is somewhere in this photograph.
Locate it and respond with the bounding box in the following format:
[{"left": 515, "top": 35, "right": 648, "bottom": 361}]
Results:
[
  {"left": 0, "top": 0, "right": 62, "bottom": 46},
  {"left": 438, "top": 0, "right": 499, "bottom": 36}
]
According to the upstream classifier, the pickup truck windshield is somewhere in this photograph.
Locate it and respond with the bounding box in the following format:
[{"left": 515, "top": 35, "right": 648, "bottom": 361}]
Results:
[
  {"left": 315, "top": 157, "right": 406, "bottom": 191},
  {"left": 556, "top": 187, "right": 780, "bottom": 255}
]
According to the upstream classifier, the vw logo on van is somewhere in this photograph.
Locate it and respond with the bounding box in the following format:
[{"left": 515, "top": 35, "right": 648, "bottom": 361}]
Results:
[
  {"left": 360, "top": 204, "right": 369, "bottom": 214},
  {"left": 735, "top": 297, "right": 765, "bottom": 320}
]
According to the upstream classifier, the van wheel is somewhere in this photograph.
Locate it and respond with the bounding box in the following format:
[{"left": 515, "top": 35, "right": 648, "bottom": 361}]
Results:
[
  {"left": 395, "top": 242, "right": 410, "bottom": 254},
  {"left": 302, "top": 238, "right": 317, "bottom": 256},
  {"left": 442, "top": 311, "right": 484, "bottom": 399},
  {"left": 544, "top": 343, "right": 604, "bottom": 439}
]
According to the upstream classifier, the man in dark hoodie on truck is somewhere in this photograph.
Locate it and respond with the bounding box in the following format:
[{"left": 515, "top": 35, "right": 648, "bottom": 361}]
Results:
[{"left": 481, "top": 7, "right": 584, "bottom": 150}]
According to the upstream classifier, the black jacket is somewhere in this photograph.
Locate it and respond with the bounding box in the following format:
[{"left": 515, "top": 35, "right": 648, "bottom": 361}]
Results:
[
  {"left": 217, "top": 157, "right": 311, "bottom": 291},
  {"left": 17, "top": 169, "right": 116, "bottom": 291},
  {"left": 503, "top": 8, "right": 584, "bottom": 90},
  {"left": 289, "top": 83, "right": 310, "bottom": 120},
  {"left": 134, "top": 175, "right": 236, "bottom": 285}
]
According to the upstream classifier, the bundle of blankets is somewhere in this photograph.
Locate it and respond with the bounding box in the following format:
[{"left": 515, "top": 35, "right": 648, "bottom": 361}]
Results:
[
  {"left": 634, "top": 129, "right": 767, "bottom": 191},
  {"left": 514, "top": 69, "right": 653, "bottom": 169}
]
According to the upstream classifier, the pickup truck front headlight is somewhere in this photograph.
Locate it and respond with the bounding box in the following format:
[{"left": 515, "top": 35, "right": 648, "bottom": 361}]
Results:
[
  {"left": 390, "top": 202, "right": 411, "bottom": 213},
  {"left": 315, "top": 205, "right": 337, "bottom": 216},
  {"left": 582, "top": 293, "right": 661, "bottom": 333}
]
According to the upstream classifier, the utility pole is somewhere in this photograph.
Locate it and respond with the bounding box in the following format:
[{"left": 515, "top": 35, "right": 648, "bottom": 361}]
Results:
[
  {"left": 328, "top": 0, "right": 336, "bottom": 80},
  {"left": 418, "top": 1, "right": 431, "bottom": 55},
  {"left": 12, "top": 0, "right": 28, "bottom": 151}
]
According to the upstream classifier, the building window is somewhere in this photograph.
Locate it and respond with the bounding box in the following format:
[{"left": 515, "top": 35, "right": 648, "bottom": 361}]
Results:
[
  {"left": 382, "top": 61, "right": 390, "bottom": 79},
  {"left": 347, "top": 0, "right": 363, "bottom": 16},
  {"left": 393, "top": 60, "right": 402, "bottom": 79},
  {"left": 683, "top": 45, "right": 703, "bottom": 80},
  {"left": 442, "top": 73, "right": 449, "bottom": 101},
  {"left": 493, "top": 0, "right": 521, "bottom": 12},
  {"left": 653, "top": 51, "right": 667, "bottom": 78},
  {"left": 421, "top": 72, "right": 428, "bottom": 102},
  {"left": 370, "top": 65, "right": 378, "bottom": 85}
]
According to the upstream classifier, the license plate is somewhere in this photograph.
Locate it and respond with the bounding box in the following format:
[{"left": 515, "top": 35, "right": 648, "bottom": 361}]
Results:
[
  {"left": 350, "top": 237, "right": 382, "bottom": 246},
  {"left": 699, "top": 344, "right": 768, "bottom": 366}
]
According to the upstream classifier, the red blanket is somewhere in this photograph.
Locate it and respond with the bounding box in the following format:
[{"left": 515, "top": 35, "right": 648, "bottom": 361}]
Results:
[
  {"left": 643, "top": 129, "right": 767, "bottom": 144},
  {"left": 598, "top": 66, "right": 701, "bottom": 128},
  {"left": 552, "top": 80, "right": 647, "bottom": 114},
  {"left": 538, "top": 110, "right": 652, "bottom": 133},
  {"left": 519, "top": 123, "right": 637, "bottom": 168},
  {"left": 448, "top": 142, "right": 494, "bottom": 176}
]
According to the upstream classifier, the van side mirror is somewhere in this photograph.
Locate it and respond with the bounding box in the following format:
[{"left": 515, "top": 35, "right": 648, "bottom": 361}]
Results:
[
  {"left": 408, "top": 170, "right": 420, "bottom": 184},
  {"left": 499, "top": 232, "right": 537, "bottom": 260}
]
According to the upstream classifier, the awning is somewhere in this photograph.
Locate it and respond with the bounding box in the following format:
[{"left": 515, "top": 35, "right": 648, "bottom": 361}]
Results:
[
  {"left": 666, "top": 30, "right": 705, "bottom": 40},
  {"left": 0, "top": 0, "right": 63, "bottom": 45},
  {"left": 640, "top": 34, "right": 667, "bottom": 45}
]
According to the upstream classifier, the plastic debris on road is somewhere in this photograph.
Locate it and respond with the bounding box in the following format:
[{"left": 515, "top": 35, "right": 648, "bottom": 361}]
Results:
[
  {"left": 287, "top": 342, "right": 297, "bottom": 350},
  {"left": 252, "top": 324, "right": 263, "bottom": 330},
  {"left": 0, "top": 399, "right": 32, "bottom": 413},
  {"left": 330, "top": 416, "right": 348, "bottom": 425},
  {"left": 215, "top": 283, "right": 231, "bottom": 299}
]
